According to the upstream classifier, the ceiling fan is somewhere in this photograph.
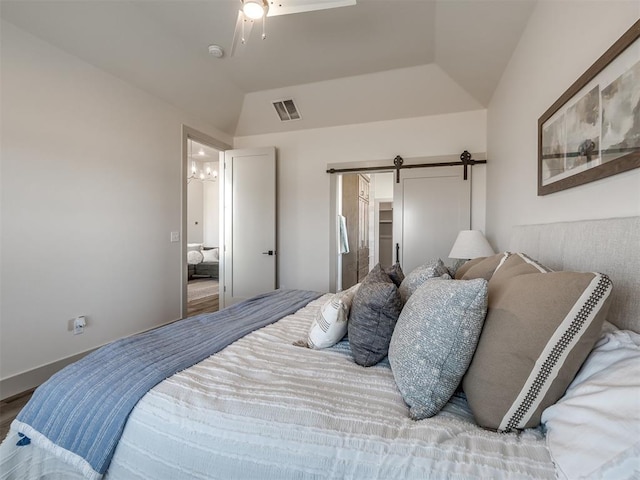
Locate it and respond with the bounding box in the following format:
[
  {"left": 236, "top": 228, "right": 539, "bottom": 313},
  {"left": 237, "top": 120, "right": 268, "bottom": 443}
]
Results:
[{"left": 230, "top": 0, "right": 356, "bottom": 56}]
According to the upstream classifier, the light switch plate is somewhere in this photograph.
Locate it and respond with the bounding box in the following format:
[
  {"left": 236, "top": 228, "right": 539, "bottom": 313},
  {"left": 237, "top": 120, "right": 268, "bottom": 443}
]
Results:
[{"left": 170, "top": 231, "right": 180, "bottom": 242}]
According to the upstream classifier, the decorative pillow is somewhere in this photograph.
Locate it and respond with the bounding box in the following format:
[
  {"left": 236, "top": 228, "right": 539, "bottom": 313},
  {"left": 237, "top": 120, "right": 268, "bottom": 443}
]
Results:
[
  {"left": 187, "top": 250, "right": 204, "bottom": 265},
  {"left": 389, "top": 278, "right": 488, "bottom": 420},
  {"left": 348, "top": 268, "right": 403, "bottom": 367},
  {"left": 385, "top": 263, "right": 405, "bottom": 287},
  {"left": 457, "top": 252, "right": 511, "bottom": 281},
  {"left": 453, "top": 257, "right": 484, "bottom": 279},
  {"left": 463, "top": 253, "right": 614, "bottom": 432},
  {"left": 542, "top": 328, "right": 640, "bottom": 479},
  {"left": 363, "top": 263, "right": 389, "bottom": 283},
  {"left": 307, "top": 284, "right": 361, "bottom": 349},
  {"left": 202, "top": 247, "right": 219, "bottom": 262},
  {"left": 398, "top": 259, "right": 449, "bottom": 303},
  {"left": 187, "top": 243, "right": 203, "bottom": 252}
]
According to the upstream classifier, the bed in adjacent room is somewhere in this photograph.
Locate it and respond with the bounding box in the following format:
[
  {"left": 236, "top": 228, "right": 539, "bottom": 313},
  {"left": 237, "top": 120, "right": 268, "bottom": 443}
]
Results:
[{"left": 1, "top": 217, "right": 638, "bottom": 480}]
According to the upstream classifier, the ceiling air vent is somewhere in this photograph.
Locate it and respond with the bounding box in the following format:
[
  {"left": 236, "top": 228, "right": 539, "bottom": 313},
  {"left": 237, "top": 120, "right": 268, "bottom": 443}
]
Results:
[{"left": 272, "top": 99, "right": 302, "bottom": 122}]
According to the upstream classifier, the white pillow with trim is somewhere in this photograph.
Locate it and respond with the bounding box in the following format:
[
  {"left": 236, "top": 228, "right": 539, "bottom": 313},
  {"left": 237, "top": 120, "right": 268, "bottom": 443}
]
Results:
[{"left": 308, "top": 284, "right": 360, "bottom": 349}]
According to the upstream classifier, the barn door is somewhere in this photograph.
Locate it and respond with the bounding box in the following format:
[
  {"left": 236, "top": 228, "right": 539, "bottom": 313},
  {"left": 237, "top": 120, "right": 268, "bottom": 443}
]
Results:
[{"left": 393, "top": 166, "right": 470, "bottom": 273}]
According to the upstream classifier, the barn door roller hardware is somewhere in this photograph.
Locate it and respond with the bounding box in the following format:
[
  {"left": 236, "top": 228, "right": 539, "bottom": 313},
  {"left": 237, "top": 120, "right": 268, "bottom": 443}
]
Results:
[{"left": 326, "top": 150, "right": 487, "bottom": 183}]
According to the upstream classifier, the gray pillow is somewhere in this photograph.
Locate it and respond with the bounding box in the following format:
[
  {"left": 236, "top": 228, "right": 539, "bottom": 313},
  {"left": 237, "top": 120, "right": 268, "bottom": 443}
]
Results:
[
  {"left": 363, "top": 263, "right": 389, "bottom": 283},
  {"left": 348, "top": 271, "right": 403, "bottom": 367},
  {"left": 398, "top": 259, "right": 449, "bottom": 303},
  {"left": 385, "top": 263, "right": 405, "bottom": 287},
  {"left": 389, "top": 278, "right": 488, "bottom": 420}
]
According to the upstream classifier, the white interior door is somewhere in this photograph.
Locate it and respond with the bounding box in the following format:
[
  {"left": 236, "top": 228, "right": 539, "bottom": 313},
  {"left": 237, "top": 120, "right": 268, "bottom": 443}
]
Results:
[
  {"left": 222, "top": 147, "right": 277, "bottom": 307},
  {"left": 393, "top": 166, "right": 470, "bottom": 273}
]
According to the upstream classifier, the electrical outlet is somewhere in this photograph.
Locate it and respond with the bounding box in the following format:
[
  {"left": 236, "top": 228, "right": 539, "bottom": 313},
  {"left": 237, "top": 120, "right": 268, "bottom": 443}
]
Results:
[{"left": 73, "top": 316, "right": 86, "bottom": 335}]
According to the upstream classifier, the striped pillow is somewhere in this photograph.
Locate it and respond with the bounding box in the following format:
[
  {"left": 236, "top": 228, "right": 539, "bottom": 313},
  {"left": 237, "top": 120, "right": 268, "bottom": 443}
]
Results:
[
  {"left": 307, "top": 284, "right": 360, "bottom": 349},
  {"left": 463, "top": 253, "right": 613, "bottom": 432}
]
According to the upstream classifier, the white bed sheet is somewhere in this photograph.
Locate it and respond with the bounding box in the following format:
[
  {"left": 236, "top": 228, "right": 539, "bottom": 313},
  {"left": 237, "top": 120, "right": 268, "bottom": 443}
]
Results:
[{"left": 1, "top": 295, "right": 555, "bottom": 480}]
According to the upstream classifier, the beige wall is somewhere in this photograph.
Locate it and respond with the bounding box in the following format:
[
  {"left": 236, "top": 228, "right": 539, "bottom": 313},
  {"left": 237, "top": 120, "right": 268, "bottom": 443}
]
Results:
[
  {"left": 234, "top": 110, "right": 487, "bottom": 292},
  {"left": 486, "top": 1, "right": 640, "bottom": 250},
  {"left": 0, "top": 21, "right": 230, "bottom": 396}
]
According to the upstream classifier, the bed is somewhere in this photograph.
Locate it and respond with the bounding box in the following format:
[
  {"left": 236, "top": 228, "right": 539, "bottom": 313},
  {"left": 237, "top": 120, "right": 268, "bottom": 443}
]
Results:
[{"left": 1, "top": 216, "right": 639, "bottom": 480}]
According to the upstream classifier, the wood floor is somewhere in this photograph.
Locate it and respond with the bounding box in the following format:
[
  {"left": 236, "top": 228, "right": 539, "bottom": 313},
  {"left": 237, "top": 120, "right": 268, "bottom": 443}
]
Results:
[
  {"left": 0, "top": 389, "right": 33, "bottom": 442},
  {"left": 187, "top": 294, "right": 219, "bottom": 316},
  {"left": 187, "top": 278, "right": 219, "bottom": 316}
]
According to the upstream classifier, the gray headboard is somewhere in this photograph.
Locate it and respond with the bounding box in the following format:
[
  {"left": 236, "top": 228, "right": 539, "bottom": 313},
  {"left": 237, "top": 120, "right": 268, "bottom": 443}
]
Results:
[{"left": 508, "top": 216, "right": 640, "bottom": 333}]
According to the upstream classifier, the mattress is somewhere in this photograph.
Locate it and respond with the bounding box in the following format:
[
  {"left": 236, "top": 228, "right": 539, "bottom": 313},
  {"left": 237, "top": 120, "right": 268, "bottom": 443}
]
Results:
[{"left": 0, "top": 294, "right": 555, "bottom": 480}]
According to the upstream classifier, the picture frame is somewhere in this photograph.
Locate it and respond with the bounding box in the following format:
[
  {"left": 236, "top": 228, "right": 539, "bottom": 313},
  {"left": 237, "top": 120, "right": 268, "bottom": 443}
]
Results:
[{"left": 538, "top": 20, "right": 640, "bottom": 196}]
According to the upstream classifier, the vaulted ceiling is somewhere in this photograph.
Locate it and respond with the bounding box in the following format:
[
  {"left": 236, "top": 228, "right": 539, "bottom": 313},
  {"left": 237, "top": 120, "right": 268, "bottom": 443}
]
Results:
[{"left": 0, "top": 0, "right": 536, "bottom": 136}]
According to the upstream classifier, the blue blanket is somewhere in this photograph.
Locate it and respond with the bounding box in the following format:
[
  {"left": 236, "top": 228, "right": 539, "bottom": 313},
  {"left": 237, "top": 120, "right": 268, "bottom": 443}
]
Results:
[{"left": 14, "top": 289, "right": 321, "bottom": 479}]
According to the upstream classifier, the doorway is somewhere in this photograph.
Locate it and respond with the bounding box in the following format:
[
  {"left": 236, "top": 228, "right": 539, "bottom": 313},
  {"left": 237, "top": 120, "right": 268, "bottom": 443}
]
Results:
[
  {"left": 181, "top": 126, "right": 231, "bottom": 318},
  {"left": 336, "top": 172, "right": 394, "bottom": 290},
  {"left": 186, "top": 138, "right": 220, "bottom": 315},
  {"left": 330, "top": 156, "right": 475, "bottom": 292}
]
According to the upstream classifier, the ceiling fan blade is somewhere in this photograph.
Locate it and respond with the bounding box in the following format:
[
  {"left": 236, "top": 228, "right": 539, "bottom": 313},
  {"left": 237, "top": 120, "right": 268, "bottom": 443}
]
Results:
[
  {"left": 267, "top": 0, "right": 356, "bottom": 17},
  {"left": 230, "top": 9, "right": 254, "bottom": 57}
]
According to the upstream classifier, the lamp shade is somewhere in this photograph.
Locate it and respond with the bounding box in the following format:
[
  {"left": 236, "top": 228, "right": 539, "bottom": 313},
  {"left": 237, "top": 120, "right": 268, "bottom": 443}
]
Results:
[{"left": 448, "top": 230, "right": 495, "bottom": 259}]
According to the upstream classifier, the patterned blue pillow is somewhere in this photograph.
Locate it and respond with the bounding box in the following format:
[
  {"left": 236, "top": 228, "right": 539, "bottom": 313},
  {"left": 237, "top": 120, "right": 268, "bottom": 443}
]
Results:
[{"left": 389, "top": 278, "right": 488, "bottom": 420}]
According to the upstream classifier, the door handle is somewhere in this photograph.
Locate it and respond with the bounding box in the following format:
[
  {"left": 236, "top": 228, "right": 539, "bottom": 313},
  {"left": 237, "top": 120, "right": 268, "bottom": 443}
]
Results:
[
  {"left": 262, "top": 250, "right": 275, "bottom": 256},
  {"left": 395, "top": 243, "right": 400, "bottom": 264}
]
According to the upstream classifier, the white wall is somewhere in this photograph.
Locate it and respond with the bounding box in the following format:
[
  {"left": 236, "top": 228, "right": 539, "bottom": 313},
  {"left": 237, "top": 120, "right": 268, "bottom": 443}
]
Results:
[
  {"left": 187, "top": 161, "right": 220, "bottom": 247},
  {"left": 235, "top": 110, "right": 487, "bottom": 292},
  {"left": 203, "top": 169, "right": 220, "bottom": 248},
  {"left": 373, "top": 173, "right": 394, "bottom": 199},
  {"left": 0, "top": 21, "right": 231, "bottom": 396},
  {"left": 487, "top": 1, "right": 640, "bottom": 250},
  {"left": 187, "top": 180, "right": 204, "bottom": 244}
]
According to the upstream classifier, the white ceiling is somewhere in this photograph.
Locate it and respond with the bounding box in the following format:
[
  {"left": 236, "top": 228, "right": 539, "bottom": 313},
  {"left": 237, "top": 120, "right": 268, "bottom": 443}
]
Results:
[{"left": 0, "top": 0, "right": 536, "bottom": 137}]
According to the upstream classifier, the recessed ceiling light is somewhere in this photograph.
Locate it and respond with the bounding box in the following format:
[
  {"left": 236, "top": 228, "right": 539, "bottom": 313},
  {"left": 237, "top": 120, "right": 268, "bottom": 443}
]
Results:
[{"left": 208, "top": 44, "right": 224, "bottom": 58}]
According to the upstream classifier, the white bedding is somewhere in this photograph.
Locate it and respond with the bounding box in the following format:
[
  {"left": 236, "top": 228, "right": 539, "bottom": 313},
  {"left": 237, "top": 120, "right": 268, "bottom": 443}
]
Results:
[{"left": 1, "top": 295, "right": 555, "bottom": 480}]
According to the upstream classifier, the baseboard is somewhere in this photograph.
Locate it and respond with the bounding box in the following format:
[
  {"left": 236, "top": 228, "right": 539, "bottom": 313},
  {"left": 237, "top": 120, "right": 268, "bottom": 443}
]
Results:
[
  {"left": 0, "top": 317, "right": 181, "bottom": 401},
  {"left": 0, "top": 350, "right": 95, "bottom": 401}
]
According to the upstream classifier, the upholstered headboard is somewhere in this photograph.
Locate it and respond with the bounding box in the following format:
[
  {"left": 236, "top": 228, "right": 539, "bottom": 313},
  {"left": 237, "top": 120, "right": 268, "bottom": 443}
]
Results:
[{"left": 508, "top": 216, "right": 640, "bottom": 333}]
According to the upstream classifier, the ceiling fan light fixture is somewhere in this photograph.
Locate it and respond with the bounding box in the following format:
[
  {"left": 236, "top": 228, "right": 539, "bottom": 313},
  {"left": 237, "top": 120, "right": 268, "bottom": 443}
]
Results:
[{"left": 243, "top": 0, "right": 268, "bottom": 20}]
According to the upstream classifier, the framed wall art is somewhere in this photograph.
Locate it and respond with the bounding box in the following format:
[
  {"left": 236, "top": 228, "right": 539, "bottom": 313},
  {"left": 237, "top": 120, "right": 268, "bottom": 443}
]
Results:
[{"left": 538, "top": 19, "right": 640, "bottom": 196}]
